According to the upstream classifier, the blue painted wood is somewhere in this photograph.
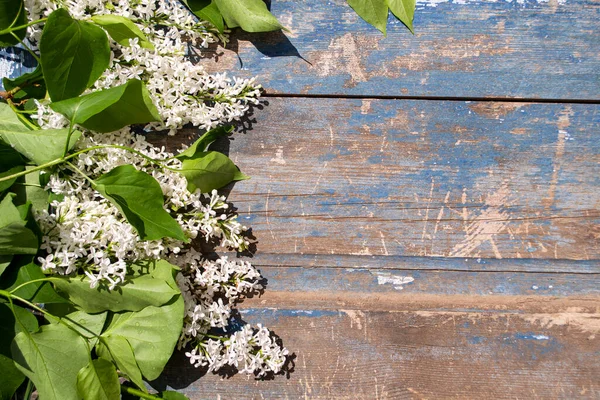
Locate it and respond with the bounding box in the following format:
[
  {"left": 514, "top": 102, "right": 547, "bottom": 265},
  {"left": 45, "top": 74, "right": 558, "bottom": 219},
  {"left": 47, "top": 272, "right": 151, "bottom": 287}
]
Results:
[
  {"left": 163, "top": 296, "right": 600, "bottom": 399},
  {"left": 256, "top": 266, "right": 600, "bottom": 296},
  {"left": 0, "top": 47, "right": 36, "bottom": 90},
  {"left": 202, "top": 0, "right": 600, "bottom": 100},
  {"left": 239, "top": 253, "right": 600, "bottom": 274},
  {"left": 214, "top": 97, "right": 600, "bottom": 261}
]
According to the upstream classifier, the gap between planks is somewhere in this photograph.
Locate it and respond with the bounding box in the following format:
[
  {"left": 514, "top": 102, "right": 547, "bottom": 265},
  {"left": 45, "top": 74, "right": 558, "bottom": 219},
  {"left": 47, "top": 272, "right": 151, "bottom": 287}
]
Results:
[
  {"left": 262, "top": 92, "right": 600, "bottom": 105},
  {"left": 225, "top": 253, "right": 600, "bottom": 275}
]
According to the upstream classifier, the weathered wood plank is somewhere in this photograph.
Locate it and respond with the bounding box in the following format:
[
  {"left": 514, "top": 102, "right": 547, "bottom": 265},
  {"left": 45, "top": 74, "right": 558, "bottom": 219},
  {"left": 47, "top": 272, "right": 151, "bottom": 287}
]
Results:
[
  {"left": 257, "top": 266, "right": 600, "bottom": 296},
  {"left": 238, "top": 253, "right": 600, "bottom": 274},
  {"left": 202, "top": 97, "right": 600, "bottom": 261},
  {"left": 202, "top": 0, "right": 600, "bottom": 100},
  {"left": 158, "top": 292, "right": 600, "bottom": 399}
]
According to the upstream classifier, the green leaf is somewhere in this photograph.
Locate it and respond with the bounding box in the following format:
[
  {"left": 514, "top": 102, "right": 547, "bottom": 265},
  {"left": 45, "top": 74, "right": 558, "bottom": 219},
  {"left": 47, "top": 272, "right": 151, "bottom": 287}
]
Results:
[
  {"left": 0, "top": 128, "right": 82, "bottom": 165},
  {"left": 24, "top": 168, "right": 51, "bottom": 213},
  {"left": 77, "top": 358, "right": 120, "bottom": 400},
  {"left": 40, "top": 8, "right": 110, "bottom": 101},
  {"left": 347, "top": 0, "right": 389, "bottom": 35},
  {"left": 0, "top": 142, "right": 25, "bottom": 171},
  {"left": 2, "top": 258, "right": 67, "bottom": 304},
  {"left": 57, "top": 310, "right": 107, "bottom": 348},
  {"left": 0, "top": 355, "right": 23, "bottom": 400},
  {"left": 0, "top": 255, "right": 11, "bottom": 277},
  {"left": 386, "top": 0, "right": 415, "bottom": 33},
  {"left": 175, "top": 125, "right": 233, "bottom": 159},
  {"left": 0, "top": 194, "right": 38, "bottom": 256},
  {"left": 0, "top": 303, "right": 38, "bottom": 400},
  {"left": 0, "top": 0, "right": 27, "bottom": 46},
  {"left": 184, "top": 0, "right": 225, "bottom": 32},
  {"left": 50, "top": 79, "right": 161, "bottom": 133},
  {"left": 52, "top": 273, "right": 179, "bottom": 313},
  {"left": 160, "top": 391, "right": 190, "bottom": 400},
  {"left": 11, "top": 323, "right": 89, "bottom": 400},
  {"left": 0, "top": 303, "right": 38, "bottom": 354},
  {"left": 101, "top": 295, "right": 184, "bottom": 380},
  {"left": 2, "top": 64, "right": 47, "bottom": 100},
  {"left": 213, "top": 0, "right": 282, "bottom": 32},
  {"left": 96, "top": 335, "right": 146, "bottom": 391},
  {"left": 43, "top": 302, "right": 76, "bottom": 317},
  {"left": 130, "top": 259, "right": 180, "bottom": 292},
  {"left": 94, "top": 165, "right": 187, "bottom": 241},
  {"left": 0, "top": 165, "right": 23, "bottom": 193},
  {"left": 91, "top": 15, "right": 154, "bottom": 50},
  {"left": 0, "top": 103, "right": 82, "bottom": 165},
  {"left": 178, "top": 151, "right": 249, "bottom": 193}
]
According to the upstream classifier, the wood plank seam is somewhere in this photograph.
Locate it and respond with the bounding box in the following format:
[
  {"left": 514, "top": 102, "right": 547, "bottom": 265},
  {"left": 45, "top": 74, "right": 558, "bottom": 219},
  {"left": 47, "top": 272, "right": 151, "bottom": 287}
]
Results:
[{"left": 262, "top": 92, "right": 600, "bottom": 105}]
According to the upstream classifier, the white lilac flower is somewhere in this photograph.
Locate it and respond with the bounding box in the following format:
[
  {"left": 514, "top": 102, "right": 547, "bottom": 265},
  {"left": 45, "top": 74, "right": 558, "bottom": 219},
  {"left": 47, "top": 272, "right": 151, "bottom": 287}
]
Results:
[
  {"left": 36, "top": 131, "right": 250, "bottom": 288},
  {"left": 26, "top": 0, "right": 261, "bottom": 135},
  {"left": 23, "top": 0, "right": 287, "bottom": 378},
  {"left": 172, "top": 248, "right": 289, "bottom": 377}
]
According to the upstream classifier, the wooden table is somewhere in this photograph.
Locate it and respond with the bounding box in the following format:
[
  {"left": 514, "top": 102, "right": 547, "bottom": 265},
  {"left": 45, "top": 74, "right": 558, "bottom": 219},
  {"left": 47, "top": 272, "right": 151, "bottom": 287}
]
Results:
[
  {"left": 175, "top": 0, "right": 600, "bottom": 398},
  {"left": 2, "top": 0, "right": 599, "bottom": 398}
]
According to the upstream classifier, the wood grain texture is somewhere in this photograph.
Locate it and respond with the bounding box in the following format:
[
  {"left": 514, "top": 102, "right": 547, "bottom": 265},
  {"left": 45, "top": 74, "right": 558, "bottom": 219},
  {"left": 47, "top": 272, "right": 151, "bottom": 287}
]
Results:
[
  {"left": 157, "top": 291, "right": 600, "bottom": 399},
  {"left": 253, "top": 266, "right": 600, "bottom": 297},
  {"left": 202, "top": 0, "right": 600, "bottom": 99},
  {"left": 205, "top": 97, "right": 600, "bottom": 261}
]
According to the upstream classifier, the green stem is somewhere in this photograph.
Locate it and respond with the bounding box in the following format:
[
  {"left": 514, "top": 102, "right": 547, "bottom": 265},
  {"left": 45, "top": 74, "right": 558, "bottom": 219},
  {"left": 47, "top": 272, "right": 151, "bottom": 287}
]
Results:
[
  {"left": 10, "top": 32, "right": 41, "bottom": 64},
  {"left": 120, "top": 386, "right": 163, "bottom": 400},
  {"left": 63, "top": 119, "right": 76, "bottom": 158},
  {"left": 9, "top": 277, "right": 56, "bottom": 294},
  {"left": 7, "top": 2, "right": 24, "bottom": 31},
  {"left": 66, "top": 161, "right": 96, "bottom": 187},
  {"left": 0, "top": 18, "right": 47, "bottom": 36},
  {"left": 0, "top": 290, "right": 59, "bottom": 323},
  {"left": 0, "top": 144, "right": 177, "bottom": 184},
  {"left": 0, "top": 288, "right": 89, "bottom": 340},
  {"left": 7, "top": 100, "right": 38, "bottom": 130},
  {"left": 202, "top": 333, "right": 227, "bottom": 341}
]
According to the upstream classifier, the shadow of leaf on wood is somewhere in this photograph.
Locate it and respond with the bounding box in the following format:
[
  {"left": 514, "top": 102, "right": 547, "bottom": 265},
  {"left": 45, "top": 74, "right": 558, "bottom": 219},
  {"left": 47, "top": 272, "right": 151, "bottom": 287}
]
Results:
[{"left": 192, "top": 29, "right": 310, "bottom": 67}]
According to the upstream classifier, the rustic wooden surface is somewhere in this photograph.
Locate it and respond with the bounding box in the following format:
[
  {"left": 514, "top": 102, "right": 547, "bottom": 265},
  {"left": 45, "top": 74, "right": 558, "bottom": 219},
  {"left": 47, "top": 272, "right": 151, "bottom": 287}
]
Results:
[
  {"left": 182, "top": 0, "right": 600, "bottom": 397},
  {"left": 202, "top": 0, "right": 600, "bottom": 100},
  {"left": 2, "top": 0, "right": 600, "bottom": 398}
]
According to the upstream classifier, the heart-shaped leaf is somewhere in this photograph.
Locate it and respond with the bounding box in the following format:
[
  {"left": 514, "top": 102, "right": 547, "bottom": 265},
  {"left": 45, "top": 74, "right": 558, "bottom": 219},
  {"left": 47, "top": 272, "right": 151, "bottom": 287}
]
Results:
[
  {"left": 11, "top": 323, "right": 89, "bottom": 400},
  {"left": 50, "top": 79, "right": 161, "bottom": 133},
  {"left": 40, "top": 8, "right": 110, "bottom": 101},
  {"left": 178, "top": 151, "right": 248, "bottom": 193},
  {"left": 101, "top": 295, "right": 184, "bottom": 380},
  {"left": 94, "top": 165, "right": 186, "bottom": 241}
]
